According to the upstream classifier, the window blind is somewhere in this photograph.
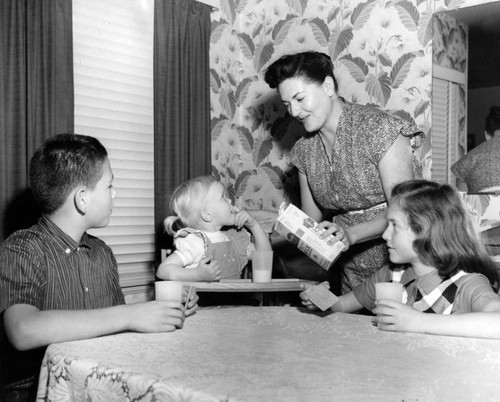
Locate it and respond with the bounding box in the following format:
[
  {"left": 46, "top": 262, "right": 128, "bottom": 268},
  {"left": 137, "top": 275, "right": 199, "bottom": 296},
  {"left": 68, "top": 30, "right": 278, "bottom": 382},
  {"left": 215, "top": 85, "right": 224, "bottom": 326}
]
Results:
[
  {"left": 448, "top": 83, "right": 459, "bottom": 185},
  {"left": 431, "top": 76, "right": 462, "bottom": 185},
  {"left": 431, "top": 77, "right": 449, "bottom": 183},
  {"left": 73, "top": 0, "right": 155, "bottom": 298}
]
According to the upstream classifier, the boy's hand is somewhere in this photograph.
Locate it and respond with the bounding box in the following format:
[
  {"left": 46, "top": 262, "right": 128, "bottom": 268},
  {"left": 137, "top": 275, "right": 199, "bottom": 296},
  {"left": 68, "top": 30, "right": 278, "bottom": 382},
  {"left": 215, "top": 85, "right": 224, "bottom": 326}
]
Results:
[
  {"left": 299, "top": 281, "right": 331, "bottom": 310},
  {"left": 196, "top": 257, "right": 221, "bottom": 281},
  {"left": 129, "top": 301, "right": 185, "bottom": 333},
  {"left": 183, "top": 287, "right": 199, "bottom": 317},
  {"left": 373, "top": 299, "right": 424, "bottom": 332}
]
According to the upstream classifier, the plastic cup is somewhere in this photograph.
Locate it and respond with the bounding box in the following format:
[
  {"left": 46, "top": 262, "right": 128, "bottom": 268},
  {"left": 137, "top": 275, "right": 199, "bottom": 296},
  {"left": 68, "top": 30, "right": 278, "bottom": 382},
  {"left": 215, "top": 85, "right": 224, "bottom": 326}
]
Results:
[
  {"left": 252, "top": 250, "right": 273, "bottom": 282},
  {"left": 155, "top": 281, "right": 183, "bottom": 302},
  {"left": 375, "top": 282, "right": 403, "bottom": 302}
]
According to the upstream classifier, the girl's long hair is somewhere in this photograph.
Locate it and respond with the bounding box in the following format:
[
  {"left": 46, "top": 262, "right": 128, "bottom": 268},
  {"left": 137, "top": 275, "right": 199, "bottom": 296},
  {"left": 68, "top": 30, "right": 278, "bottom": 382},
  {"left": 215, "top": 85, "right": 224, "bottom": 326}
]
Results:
[
  {"left": 164, "top": 175, "right": 217, "bottom": 236},
  {"left": 391, "top": 180, "right": 498, "bottom": 288}
]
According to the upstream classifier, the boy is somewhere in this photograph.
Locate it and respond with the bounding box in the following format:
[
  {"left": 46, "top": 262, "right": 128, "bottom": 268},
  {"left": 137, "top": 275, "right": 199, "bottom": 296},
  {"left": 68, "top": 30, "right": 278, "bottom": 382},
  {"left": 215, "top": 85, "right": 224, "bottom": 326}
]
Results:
[{"left": 0, "top": 134, "right": 198, "bottom": 401}]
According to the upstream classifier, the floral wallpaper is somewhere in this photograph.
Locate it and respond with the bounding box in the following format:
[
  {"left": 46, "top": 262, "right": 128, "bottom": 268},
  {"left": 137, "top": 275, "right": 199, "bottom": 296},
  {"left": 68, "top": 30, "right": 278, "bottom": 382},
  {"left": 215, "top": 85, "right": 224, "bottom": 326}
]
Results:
[
  {"left": 209, "top": 0, "right": 488, "bottom": 212},
  {"left": 432, "top": 11, "right": 468, "bottom": 157},
  {"left": 433, "top": 12, "right": 467, "bottom": 72}
]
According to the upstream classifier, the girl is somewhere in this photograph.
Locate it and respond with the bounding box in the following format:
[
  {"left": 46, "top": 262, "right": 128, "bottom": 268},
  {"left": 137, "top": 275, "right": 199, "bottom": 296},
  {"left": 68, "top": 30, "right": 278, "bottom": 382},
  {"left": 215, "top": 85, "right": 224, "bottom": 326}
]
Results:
[
  {"left": 156, "top": 175, "right": 271, "bottom": 282},
  {"left": 301, "top": 180, "right": 500, "bottom": 339}
]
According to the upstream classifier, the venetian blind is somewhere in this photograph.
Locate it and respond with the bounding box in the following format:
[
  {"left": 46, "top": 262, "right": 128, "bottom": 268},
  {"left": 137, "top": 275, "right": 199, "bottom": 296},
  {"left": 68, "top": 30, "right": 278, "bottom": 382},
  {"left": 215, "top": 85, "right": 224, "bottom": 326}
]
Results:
[
  {"left": 431, "top": 68, "right": 464, "bottom": 185},
  {"left": 73, "top": 0, "right": 155, "bottom": 297},
  {"left": 431, "top": 77, "right": 450, "bottom": 183}
]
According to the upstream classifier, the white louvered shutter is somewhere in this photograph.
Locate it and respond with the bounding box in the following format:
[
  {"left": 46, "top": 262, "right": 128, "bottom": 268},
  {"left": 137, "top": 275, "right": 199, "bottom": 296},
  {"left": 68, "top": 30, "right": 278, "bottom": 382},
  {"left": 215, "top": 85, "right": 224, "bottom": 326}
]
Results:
[
  {"left": 73, "top": 0, "right": 155, "bottom": 302},
  {"left": 431, "top": 75, "right": 463, "bottom": 185}
]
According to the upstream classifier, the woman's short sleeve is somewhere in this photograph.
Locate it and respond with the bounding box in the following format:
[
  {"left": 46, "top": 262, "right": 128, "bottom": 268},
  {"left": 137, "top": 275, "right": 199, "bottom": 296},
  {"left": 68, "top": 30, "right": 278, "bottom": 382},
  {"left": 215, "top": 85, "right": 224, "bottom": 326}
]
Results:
[{"left": 450, "top": 153, "right": 473, "bottom": 182}]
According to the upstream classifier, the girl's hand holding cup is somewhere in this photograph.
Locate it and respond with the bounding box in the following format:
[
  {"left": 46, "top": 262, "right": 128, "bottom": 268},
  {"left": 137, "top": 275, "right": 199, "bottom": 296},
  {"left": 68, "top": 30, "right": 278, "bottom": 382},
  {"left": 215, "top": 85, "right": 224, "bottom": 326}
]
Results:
[{"left": 373, "top": 300, "right": 424, "bottom": 333}]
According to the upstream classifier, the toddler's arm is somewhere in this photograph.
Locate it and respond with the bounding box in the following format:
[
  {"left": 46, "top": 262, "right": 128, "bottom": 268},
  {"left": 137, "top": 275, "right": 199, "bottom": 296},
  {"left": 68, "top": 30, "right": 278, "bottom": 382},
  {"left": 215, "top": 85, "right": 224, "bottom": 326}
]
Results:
[
  {"left": 233, "top": 208, "right": 272, "bottom": 252},
  {"left": 156, "top": 253, "right": 221, "bottom": 282}
]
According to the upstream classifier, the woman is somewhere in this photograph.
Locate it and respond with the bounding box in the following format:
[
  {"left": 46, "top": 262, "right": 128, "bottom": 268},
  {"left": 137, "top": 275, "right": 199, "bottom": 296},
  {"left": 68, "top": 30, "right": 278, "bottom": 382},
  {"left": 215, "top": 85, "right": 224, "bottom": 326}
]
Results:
[
  {"left": 264, "top": 51, "right": 424, "bottom": 293},
  {"left": 451, "top": 106, "right": 500, "bottom": 193}
]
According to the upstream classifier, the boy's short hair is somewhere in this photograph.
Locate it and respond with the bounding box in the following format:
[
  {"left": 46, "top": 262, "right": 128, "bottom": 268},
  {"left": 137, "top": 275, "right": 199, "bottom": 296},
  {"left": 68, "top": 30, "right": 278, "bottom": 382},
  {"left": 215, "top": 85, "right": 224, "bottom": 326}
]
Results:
[{"left": 29, "top": 133, "right": 108, "bottom": 214}]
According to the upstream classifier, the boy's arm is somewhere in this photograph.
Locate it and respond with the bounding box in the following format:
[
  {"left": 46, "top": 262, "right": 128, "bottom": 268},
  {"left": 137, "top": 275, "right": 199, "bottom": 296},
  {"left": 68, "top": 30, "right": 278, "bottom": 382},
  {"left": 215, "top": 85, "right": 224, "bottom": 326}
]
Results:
[{"left": 3, "top": 300, "right": 185, "bottom": 351}]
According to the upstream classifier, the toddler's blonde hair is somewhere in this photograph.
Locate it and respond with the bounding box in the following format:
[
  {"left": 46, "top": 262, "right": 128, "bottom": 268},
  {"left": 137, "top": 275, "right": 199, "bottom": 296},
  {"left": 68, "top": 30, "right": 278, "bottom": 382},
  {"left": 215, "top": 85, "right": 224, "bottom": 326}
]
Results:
[{"left": 164, "top": 175, "right": 218, "bottom": 236}]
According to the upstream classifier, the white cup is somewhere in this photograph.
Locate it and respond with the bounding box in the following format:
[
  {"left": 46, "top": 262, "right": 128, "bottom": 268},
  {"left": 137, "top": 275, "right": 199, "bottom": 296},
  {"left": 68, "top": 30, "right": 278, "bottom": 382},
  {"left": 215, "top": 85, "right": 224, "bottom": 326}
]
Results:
[
  {"left": 375, "top": 282, "right": 403, "bottom": 302},
  {"left": 155, "top": 281, "right": 183, "bottom": 302},
  {"left": 252, "top": 250, "right": 273, "bottom": 283}
]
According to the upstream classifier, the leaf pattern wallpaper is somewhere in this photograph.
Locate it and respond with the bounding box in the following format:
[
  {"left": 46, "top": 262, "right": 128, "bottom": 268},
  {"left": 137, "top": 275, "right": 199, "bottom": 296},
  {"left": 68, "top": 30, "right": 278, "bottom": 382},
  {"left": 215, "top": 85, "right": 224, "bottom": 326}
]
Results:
[
  {"left": 432, "top": 11, "right": 468, "bottom": 158},
  {"left": 209, "top": 0, "right": 488, "bottom": 212},
  {"left": 433, "top": 12, "right": 467, "bottom": 72}
]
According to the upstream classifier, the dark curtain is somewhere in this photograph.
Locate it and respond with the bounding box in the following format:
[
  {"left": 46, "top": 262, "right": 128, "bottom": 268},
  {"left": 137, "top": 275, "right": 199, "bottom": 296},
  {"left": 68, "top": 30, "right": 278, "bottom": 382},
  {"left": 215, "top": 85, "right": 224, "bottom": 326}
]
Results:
[
  {"left": 154, "top": 0, "right": 212, "bottom": 262},
  {"left": 0, "top": 0, "right": 74, "bottom": 241}
]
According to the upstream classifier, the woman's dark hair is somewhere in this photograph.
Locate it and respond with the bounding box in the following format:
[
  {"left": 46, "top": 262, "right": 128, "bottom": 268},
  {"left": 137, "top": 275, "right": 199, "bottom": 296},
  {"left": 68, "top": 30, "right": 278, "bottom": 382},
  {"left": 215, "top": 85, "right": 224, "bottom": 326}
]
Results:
[
  {"left": 29, "top": 133, "right": 108, "bottom": 214},
  {"left": 264, "top": 51, "right": 338, "bottom": 91},
  {"left": 390, "top": 180, "right": 498, "bottom": 288},
  {"left": 485, "top": 106, "right": 500, "bottom": 136}
]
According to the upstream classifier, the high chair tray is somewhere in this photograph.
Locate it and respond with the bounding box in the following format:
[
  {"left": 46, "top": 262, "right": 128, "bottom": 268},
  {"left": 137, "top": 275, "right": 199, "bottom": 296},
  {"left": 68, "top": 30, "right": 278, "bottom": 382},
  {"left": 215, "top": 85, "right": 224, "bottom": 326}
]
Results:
[{"left": 181, "top": 279, "right": 318, "bottom": 292}]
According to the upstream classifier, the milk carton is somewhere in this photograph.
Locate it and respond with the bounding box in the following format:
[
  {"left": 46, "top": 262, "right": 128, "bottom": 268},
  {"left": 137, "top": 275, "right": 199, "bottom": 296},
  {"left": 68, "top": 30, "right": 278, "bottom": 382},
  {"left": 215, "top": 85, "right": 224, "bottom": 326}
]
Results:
[{"left": 274, "top": 203, "right": 344, "bottom": 270}]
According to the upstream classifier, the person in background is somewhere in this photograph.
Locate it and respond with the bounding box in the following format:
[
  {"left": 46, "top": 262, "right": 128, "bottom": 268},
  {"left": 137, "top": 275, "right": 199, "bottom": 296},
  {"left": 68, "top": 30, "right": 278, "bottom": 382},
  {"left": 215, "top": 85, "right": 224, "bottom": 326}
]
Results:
[
  {"left": 301, "top": 180, "right": 500, "bottom": 339},
  {"left": 263, "top": 51, "right": 425, "bottom": 294},
  {"left": 156, "top": 175, "right": 271, "bottom": 282},
  {"left": 451, "top": 106, "right": 500, "bottom": 193},
  {"left": 0, "top": 134, "right": 198, "bottom": 402}
]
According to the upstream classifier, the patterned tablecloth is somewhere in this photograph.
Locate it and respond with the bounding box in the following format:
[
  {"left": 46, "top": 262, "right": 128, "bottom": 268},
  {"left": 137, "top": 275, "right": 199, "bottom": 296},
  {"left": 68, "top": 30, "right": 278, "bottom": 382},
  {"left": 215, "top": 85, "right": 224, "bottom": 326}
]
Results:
[{"left": 36, "top": 306, "right": 500, "bottom": 401}]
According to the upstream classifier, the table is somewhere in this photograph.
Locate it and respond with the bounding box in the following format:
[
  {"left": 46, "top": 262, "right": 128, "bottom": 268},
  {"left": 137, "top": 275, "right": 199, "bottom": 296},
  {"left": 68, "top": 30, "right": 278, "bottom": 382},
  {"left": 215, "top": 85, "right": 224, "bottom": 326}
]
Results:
[{"left": 36, "top": 307, "right": 500, "bottom": 401}]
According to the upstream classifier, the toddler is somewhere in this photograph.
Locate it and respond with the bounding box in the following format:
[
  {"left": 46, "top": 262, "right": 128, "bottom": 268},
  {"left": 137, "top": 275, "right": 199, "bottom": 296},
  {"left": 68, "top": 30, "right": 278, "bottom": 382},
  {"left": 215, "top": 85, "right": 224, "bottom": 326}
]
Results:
[{"left": 156, "top": 175, "right": 271, "bottom": 281}]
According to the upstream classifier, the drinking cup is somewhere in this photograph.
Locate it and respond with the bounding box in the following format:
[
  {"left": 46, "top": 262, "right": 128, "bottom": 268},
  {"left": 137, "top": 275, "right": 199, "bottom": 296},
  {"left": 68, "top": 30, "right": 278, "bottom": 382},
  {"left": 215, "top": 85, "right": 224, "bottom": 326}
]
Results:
[
  {"left": 155, "top": 281, "right": 183, "bottom": 302},
  {"left": 252, "top": 250, "right": 274, "bottom": 282}
]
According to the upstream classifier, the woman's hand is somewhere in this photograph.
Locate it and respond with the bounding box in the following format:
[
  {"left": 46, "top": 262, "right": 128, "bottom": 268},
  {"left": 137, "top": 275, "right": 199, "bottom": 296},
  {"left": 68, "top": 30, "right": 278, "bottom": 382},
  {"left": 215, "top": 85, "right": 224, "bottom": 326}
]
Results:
[
  {"left": 299, "top": 281, "right": 330, "bottom": 310},
  {"left": 316, "top": 221, "right": 351, "bottom": 251},
  {"left": 372, "top": 299, "right": 425, "bottom": 333}
]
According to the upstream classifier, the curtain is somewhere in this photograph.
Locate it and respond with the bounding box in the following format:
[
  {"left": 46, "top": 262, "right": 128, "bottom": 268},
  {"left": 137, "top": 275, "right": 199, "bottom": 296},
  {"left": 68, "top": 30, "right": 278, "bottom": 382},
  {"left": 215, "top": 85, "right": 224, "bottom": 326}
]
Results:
[
  {"left": 0, "top": 0, "right": 74, "bottom": 241},
  {"left": 154, "top": 0, "right": 212, "bottom": 262}
]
